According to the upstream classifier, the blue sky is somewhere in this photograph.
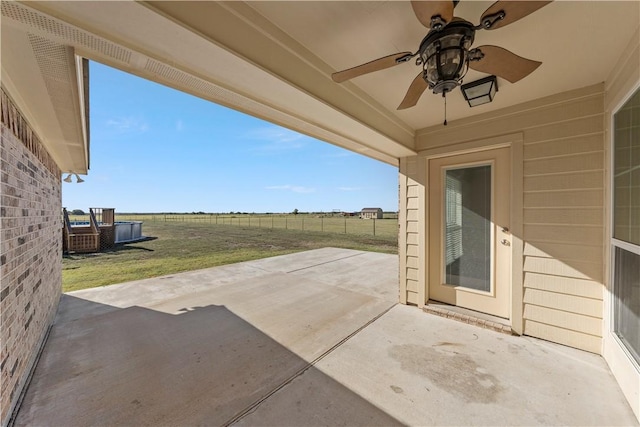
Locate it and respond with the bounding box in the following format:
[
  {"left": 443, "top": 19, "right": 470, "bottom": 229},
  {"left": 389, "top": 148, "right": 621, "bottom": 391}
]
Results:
[{"left": 62, "top": 61, "right": 399, "bottom": 213}]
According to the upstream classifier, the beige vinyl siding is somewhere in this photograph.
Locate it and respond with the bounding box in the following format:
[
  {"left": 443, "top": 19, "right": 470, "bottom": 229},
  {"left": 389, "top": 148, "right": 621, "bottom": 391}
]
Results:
[
  {"left": 523, "top": 207, "right": 603, "bottom": 226},
  {"left": 399, "top": 157, "right": 423, "bottom": 305},
  {"left": 523, "top": 305, "right": 602, "bottom": 336},
  {"left": 523, "top": 320, "right": 602, "bottom": 353},
  {"left": 523, "top": 272, "right": 603, "bottom": 299},
  {"left": 406, "top": 291, "right": 419, "bottom": 305},
  {"left": 414, "top": 83, "right": 606, "bottom": 352},
  {"left": 521, "top": 93, "right": 604, "bottom": 353}
]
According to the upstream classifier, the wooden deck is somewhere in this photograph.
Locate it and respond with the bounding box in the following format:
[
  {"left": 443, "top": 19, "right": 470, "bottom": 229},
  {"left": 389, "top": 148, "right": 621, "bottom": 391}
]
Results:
[{"left": 63, "top": 208, "right": 115, "bottom": 253}]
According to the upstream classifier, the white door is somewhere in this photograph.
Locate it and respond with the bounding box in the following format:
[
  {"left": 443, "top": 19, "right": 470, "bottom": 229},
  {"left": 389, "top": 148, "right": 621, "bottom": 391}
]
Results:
[{"left": 428, "top": 147, "right": 511, "bottom": 318}]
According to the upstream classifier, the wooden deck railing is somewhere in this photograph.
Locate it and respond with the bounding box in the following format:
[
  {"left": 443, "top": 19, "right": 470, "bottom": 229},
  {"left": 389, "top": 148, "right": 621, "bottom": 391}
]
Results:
[{"left": 62, "top": 208, "right": 100, "bottom": 253}]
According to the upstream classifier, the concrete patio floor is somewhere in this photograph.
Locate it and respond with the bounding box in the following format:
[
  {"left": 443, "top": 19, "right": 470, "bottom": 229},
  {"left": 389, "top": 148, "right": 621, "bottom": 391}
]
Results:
[{"left": 14, "top": 248, "right": 637, "bottom": 426}]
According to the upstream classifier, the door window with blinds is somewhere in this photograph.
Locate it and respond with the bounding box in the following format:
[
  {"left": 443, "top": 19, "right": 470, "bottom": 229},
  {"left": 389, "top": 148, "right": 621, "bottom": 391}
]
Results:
[
  {"left": 444, "top": 165, "right": 492, "bottom": 292},
  {"left": 612, "top": 87, "right": 640, "bottom": 365}
]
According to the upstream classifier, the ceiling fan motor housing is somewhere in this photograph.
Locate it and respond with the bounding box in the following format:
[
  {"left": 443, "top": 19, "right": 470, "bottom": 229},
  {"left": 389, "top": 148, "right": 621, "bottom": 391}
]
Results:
[{"left": 419, "top": 19, "right": 475, "bottom": 94}]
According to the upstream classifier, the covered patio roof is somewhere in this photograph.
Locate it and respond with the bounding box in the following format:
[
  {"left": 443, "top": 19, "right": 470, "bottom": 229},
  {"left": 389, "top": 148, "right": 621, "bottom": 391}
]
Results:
[{"left": 2, "top": 1, "right": 638, "bottom": 172}]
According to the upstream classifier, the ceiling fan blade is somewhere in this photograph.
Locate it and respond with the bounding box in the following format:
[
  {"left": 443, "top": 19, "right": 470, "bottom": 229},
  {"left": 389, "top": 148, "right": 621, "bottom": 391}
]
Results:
[
  {"left": 411, "top": 1, "right": 454, "bottom": 29},
  {"left": 480, "top": 1, "right": 552, "bottom": 30},
  {"left": 332, "top": 52, "right": 413, "bottom": 83},
  {"left": 470, "top": 45, "right": 541, "bottom": 83},
  {"left": 398, "top": 72, "right": 428, "bottom": 110}
]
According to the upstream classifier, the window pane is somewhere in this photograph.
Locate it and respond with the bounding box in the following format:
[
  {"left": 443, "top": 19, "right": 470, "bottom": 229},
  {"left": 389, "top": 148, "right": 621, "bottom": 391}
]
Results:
[
  {"left": 444, "top": 165, "right": 491, "bottom": 292},
  {"left": 613, "top": 89, "right": 640, "bottom": 245},
  {"left": 613, "top": 247, "right": 640, "bottom": 364}
]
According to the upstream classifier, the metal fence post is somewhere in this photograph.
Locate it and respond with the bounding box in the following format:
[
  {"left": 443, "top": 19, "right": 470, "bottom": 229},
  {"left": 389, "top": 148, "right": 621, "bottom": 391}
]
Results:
[
  {"left": 344, "top": 217, "right": 347, "bottom": 234},
  {"left": 373, "top": 218, "right": 376, "bottom": 236},
  {"left": 321, "top": 217, "right": 323, "bottom": 232},
  {"left": 285, "top": 217, "right": 288, "bottom": 230}
]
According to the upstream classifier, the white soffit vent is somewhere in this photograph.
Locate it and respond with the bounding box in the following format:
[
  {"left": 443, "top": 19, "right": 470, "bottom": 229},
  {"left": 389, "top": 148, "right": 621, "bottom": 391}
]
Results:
[
  {"left": 27, "top": 34, "right": 80, "bottom": 143},
  {"left": 1, "top": 1, "right": 131, "bottom": 65}
]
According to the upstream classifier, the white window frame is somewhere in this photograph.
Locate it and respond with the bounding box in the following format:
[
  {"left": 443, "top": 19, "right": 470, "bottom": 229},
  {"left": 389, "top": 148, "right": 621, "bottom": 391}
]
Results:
[
  {"left": 605, "top": 81, "right": 640, "bottom": 421},
  {"left": 610, "top": 239, "right": 640, "bottom": 368}
]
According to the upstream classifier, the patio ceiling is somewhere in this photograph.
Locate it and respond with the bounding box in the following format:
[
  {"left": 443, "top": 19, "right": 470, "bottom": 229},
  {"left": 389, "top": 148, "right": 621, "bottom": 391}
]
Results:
[
  {"left": 2, "top": 1, "right": 639, "bottom": 170},
  {"left": 247, "top": 1, "right": 638, "bottom": 129}
]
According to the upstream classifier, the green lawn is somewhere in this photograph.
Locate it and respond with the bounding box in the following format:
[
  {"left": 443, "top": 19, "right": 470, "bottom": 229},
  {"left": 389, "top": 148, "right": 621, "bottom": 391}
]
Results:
[
  {"left": 70, "top": 213, "right": 399, "bottom": 238},
  {"left": 62, "top": 221, "right": 397, "bottom": 292}
]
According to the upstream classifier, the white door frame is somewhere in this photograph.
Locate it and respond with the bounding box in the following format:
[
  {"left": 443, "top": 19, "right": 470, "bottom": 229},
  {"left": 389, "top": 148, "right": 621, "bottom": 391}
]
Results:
[
  {"left": 420, "top": 133, "right": 524, "bottom": 333},
  {"left": 428, "top": 149, "right": 510, "bottom": 318}
]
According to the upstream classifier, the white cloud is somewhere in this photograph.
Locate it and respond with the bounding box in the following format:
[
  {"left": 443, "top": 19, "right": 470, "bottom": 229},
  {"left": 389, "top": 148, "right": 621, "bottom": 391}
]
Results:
[
  {"left": 246, "top": 126, "right": 308, "bottom": 152},
  {"left": 324, "top": 151, "right": 352, "bottom": 158},
  {"left": 106, "top": 116, "right": 149, "bottom": 133},
  {"left": 265, "top": 185, "right": 315, "bottom": 194},
  {"left": 248, "top": 126, "right": 304, "bottom": 142}
]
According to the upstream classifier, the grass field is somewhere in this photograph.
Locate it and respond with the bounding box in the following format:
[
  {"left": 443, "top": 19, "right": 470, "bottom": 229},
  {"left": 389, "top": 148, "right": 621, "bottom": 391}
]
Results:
[
  {"left": 69, "top": 213, "right": 399, "bottom": 238},
  {"left": 63, "top": 220, "right": 398, "bottom": 292}
]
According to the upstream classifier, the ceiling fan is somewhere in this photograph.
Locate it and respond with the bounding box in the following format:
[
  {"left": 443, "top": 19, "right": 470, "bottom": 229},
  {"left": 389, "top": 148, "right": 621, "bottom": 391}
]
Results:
[{"left": 331, "top": 1, "right": 552, "bottom": 112}]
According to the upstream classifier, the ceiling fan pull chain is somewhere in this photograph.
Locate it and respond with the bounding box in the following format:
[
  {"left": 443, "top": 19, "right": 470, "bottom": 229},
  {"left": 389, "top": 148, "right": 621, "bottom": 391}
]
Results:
[{"left": 443, "top": 91, "right": 448, "bottom": 126}]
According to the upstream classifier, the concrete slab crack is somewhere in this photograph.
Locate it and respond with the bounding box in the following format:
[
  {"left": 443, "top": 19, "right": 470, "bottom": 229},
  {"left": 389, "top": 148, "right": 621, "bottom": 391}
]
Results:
[
  {"left": 224, "top": 302, "right": 397, "bottom": 426},
  {"left": 285, "top": 252, "right": 364, "bottom": 274}
]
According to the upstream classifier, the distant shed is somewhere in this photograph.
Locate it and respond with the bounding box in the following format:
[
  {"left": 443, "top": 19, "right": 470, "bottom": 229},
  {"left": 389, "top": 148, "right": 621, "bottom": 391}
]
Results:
[{"left": 360, "top": 208, "right": 383, "bottom": 219}]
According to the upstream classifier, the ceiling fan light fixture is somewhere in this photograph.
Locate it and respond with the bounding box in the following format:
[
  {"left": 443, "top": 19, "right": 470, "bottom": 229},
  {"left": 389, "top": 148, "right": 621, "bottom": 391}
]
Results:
[
  {"left": 419, "top": 20, "right": 475, "bottom": 94},
  {"left": 331, "top": 0, "right": 551, "bottom": 112},
  {"left": 461, "top": 75, "right": 498, "bottom": 107}
]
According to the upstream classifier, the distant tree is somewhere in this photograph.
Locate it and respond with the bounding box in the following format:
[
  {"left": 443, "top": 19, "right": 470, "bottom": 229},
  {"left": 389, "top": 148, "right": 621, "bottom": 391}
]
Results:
[
  {"left": 292, "top": 208, "right": 299, "bottom": 215},
  {"left": 71, "top": 209, "right": 85, "bottom": 215}
]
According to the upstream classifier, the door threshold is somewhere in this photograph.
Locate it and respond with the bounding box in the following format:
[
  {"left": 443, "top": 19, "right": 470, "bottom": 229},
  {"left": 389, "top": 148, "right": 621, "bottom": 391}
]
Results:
[{"left": 423, "top": 301, "right": 514, "bottom": 335}]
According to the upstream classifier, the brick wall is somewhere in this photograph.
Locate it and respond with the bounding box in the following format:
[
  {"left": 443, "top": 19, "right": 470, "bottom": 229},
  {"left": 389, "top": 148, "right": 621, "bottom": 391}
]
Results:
[{"left": 0, "top": 90, "right": 62, "bottom": 425}]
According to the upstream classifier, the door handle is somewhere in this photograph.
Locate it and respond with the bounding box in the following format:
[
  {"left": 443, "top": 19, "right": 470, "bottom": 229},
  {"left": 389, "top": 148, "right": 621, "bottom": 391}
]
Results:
[{"left": 501, "top": 239, "right": 510, "bottom": 246}]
